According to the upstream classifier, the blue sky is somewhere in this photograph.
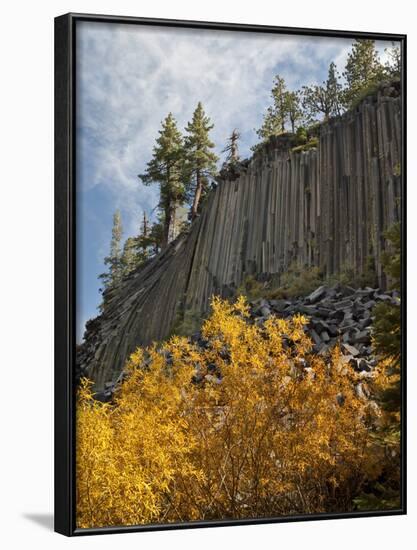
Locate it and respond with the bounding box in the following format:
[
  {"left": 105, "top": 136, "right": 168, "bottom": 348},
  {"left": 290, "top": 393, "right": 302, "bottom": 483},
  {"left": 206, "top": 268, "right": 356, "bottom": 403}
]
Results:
[{"left": 76, "top": 21, "right": 395, "bottom": 342}]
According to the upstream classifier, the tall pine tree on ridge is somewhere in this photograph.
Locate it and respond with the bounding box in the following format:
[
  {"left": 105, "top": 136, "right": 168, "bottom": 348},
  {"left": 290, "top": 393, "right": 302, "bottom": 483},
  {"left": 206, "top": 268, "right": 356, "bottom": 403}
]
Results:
[
  {"left": 342, "top": 39, "right": 384, "bottom": 108},
  {"left": 99, "top": 209, "right": 123, "bottom": 306},
  {"left": 302, "top": 61, "right": 343, "bottom": 123},
  {"left": 139, "top": 113, "right": 187, "bottom": 249},
  {"left": 184, "top": 102, "right": 218, "bottom": 219}
]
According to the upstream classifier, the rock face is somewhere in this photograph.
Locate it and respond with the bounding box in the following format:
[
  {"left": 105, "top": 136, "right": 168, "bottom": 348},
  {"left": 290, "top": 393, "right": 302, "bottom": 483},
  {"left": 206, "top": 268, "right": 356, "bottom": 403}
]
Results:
[
  {"left": 92, "top": 284, "right": 400, "bottom": 402},
  {"left": 79, "top": 84, "right": 402, "bottom": 390}
]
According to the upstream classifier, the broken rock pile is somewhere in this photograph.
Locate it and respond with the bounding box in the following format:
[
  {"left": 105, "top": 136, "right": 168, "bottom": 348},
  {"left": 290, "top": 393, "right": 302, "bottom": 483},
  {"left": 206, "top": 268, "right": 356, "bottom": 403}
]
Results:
[
  {"left": 92, "top": 284, "right": 399, "bottom": 402},
  {"left": 249, "top": 284, "right": 399, "bottom": 373}
]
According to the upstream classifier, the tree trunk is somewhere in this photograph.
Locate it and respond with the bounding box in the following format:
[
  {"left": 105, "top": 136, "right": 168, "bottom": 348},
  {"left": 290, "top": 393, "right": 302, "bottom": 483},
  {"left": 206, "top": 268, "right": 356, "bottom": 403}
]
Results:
[
  {"left": 162, "top": 202, "right": 178, "bottom": 249},
  {"left": 191, "top": 169, "right": 202, "bottom": 220},
  {"left": 169, "top": 204, "right": 177, "bottom": 242},
  {"left": 162, "top": 204, "right": 171, "bottom": 250}
]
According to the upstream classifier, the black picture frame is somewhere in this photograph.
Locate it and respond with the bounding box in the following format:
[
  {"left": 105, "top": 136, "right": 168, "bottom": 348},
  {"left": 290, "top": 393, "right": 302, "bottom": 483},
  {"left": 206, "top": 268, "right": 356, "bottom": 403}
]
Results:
[{"left": 54, "top": 12, "right": 407, "bottom": 537}]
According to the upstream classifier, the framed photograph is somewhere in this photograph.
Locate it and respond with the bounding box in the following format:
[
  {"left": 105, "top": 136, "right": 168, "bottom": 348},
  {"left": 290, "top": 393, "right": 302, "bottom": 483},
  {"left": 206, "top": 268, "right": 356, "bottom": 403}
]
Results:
[{"left": 55, "top": 13, "right": 406, "bottom": 536}]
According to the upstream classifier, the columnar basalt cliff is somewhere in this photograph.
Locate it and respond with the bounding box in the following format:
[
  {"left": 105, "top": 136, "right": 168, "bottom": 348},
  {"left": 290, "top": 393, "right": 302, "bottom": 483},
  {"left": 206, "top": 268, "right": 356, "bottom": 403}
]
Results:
[{"left": 79, "top": 83, "right": 401, "bottom": 390}]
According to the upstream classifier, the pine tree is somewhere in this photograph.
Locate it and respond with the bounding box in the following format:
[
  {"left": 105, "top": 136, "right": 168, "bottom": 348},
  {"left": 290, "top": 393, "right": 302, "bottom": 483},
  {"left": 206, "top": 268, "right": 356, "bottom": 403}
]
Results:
[
  {"left": 302, "top": 62, "right": 343, "bottom": 123},
  {"left": 256, "top": 106, "right": 284, "bottom": 142},
  {"left": 148, "top": 220, "right": 164, "bottom": 255},
  {"left": 139, "top": 113, "right": 187, "bottom": 249},
  {"left": 222, "top": 129, "right": 240, "bottom": 165},
  {"left": 271, "top": 75, "right": 287, "bottom": 133},
  {"left": 99, "top": 209, "right": 124, "bottom": 297},
  {"left": 141, "top": 211, "right": 149, "bottom": 239},
  {"left": 326, "top": 62, "right": 343, "bottom": 115},
  {"left": 285, "top": 90, "right": 304, "bottom": 133},
  {"left": 373, "top": 222, "right": 401, "bottom": 376},
  {"left": 384, "top": 43, "right": 401, "bottom": 79},
  {"left": 356, "top": 222, "right": 401, "bottom": 511},
  {"left": 121, "top": 236, "right": 139, "bottom": 276},
  {"left": 136, "top": 211, "right": 152, "bottom": 261},
  {"left": 256, "top": 75, "right": 288, "bottom": 141},
  {"left": 342, "top": 39, "right": 384, "bottom": 108},
  {"left": 184, "top": 102, "right": 218, "bottom": 219}
]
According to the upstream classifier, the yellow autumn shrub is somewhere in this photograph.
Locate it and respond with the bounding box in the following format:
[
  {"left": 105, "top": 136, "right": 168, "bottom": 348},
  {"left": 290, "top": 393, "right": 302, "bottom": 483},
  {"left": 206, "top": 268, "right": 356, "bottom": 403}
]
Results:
[
  {"left": 77, "top": 296, "right": 383, "bottom": 528},
  {"left": 76, "top": 349, "right": 203, "bottom": 528}
]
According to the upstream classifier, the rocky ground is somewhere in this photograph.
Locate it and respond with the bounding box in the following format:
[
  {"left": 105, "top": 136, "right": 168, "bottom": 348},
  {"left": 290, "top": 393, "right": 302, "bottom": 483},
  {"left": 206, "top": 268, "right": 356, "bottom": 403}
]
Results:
[
  {"left": 92, "top": 284, "right": 399, "bottom": 402},
  {"left": 248, "top": 284, "right": 399, "bottom": 369}
]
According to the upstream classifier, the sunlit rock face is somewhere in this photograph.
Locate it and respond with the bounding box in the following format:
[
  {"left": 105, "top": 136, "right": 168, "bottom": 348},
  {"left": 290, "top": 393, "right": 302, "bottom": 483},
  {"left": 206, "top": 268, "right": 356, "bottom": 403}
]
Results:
[{"left": 78, "top": 82, "right": 401, "bottom": 390}]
